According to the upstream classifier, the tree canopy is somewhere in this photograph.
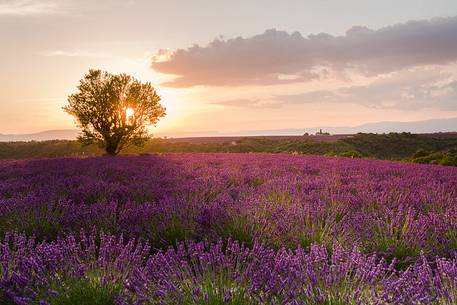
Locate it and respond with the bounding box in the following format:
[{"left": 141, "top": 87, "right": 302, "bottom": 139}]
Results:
[{"left": 64, "top": 69, "right": 166, "bottom": 155}]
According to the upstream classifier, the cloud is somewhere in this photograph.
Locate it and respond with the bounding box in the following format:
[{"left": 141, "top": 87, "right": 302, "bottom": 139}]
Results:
[
  {"left": 0, "top": 0, "right": 60, "bottom": 15},
  {"left": 214, "top": 98, "right": 282, "bottom": 109},
  {"left": 275, "top": 67, "right": 457, "bottom": 110},
  {"left": 214, "top": 67, "right": 457, "bottom": 110},
  {"left": 151, "top": 16, "right": 457, "bottom": 87}
]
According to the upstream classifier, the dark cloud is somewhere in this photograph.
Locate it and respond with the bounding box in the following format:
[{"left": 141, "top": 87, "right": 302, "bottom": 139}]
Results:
[{"left": 152, "top": 16, "right": 457, "bottom": 87}]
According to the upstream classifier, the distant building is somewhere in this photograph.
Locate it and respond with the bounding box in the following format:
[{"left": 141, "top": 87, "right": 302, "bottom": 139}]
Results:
[{"left": 315, "top": 129, "right": 330, "bottom": 136}]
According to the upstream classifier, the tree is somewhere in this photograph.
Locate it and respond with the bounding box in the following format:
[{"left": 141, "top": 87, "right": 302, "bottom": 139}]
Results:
[{"left": 64, "top": 69, "right": 166, "bottom": 155}]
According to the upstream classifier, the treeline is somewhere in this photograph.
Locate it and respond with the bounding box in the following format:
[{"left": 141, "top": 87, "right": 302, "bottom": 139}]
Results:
[{"left": 1, "top": 133, "right": 456, "bottom": 165}]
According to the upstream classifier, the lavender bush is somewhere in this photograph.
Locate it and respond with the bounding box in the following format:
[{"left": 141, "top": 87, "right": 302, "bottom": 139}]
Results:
[
  {"left": 1, "top": 232, "right": 456, "bottom": 304},
  {"left": 0, "top": 153, "right": 456, "bottom": 304}
]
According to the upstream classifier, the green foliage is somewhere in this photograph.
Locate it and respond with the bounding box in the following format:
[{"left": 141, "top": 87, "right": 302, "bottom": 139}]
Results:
[
  {"left": 1, "top": 133, "right": 456, "bottom": 166},
  {"left": 154, "top": 258, "right": 252, "bottom": 305},
  {"left": 406, "top": 148, "right": 457, "bottom": 166},
  {"left": 147, "top": 215, "right": 195, "bottom": 249},
  {"left": 64, "top": 69, "right": 166, "bottom": 155},
  {"left": 445, "top": 228, "right": 457, "bottom": 252},
  {"left": 47, "top": 279, "right": 120, "bottom": 305},
  {"left": 296, "top": 203, "right": 347, "bottom": 252},
  {"left": 342, "top": 132, "right": 457, "bottom": 160},
  {"left": 0, "top": 140, "right": 100, "bottom": 159},
  {"left": 299, "top": 295, "right": 358, "bottom": 305},
  {"left": 297, "top": 221, "right": 333, "bottom": 251},
  {"left": 266, "top": 190, "right": 293, "bottom": 206},
  {"left": 176, "top": 280, "right": 252, "bottom": 305},
  {"left": 0, "top": 205, "right": 63, "bottom": 241},
  {"left": 362, "top": 213, "right": 420, "bottom": 269},
  {"left": 246, "top": 177, "right": 264, "bottom": 187},
  {"left": 412, "top": 147, "right": 429, "bottom": 158},
  {"left": 325, "top": 150, "right": 363, "bottom": 158},
  {"left": 162, "top": 217, "right": 195, "bottom": 248},
  {"left": 217, "top": 214, "right": 256, "bottom": 247}
]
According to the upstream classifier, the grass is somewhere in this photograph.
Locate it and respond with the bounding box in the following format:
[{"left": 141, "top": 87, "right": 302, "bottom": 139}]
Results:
[
  {"left": 0, "top": 205, "right": 62, "bottom": 241},
  {"left": 363, "top": 212, "right": 421, "bottom": 269},
  {"left": 146, "top": 214, "right": 196, "bottom": 249},
  {"left": 164, "top": 266, "right": 252, "bottom": 305},
  {"left": 297, "top": 220, "right": 333, "bottom": 251},
  {"left": 46, "top": 279, "right": 121, "bottom": 305},
  {"left": 217, "top": 214, "right": 257, "bottom": 248}
]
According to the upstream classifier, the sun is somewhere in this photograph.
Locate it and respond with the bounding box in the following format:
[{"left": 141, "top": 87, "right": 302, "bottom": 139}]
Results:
[{"left": 125, "top": 107, "right": 135, "bottom": 121}]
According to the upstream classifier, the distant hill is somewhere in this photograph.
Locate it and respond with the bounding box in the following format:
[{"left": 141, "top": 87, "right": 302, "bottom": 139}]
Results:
[
  {"left": 219, "top": 117, "right": 457, "bottom": 136},
  {"left": 0, "top": 117, "right": 456, "bottom": 141},
  {"left": 322, "top": 117, "right": 457, "bottom": 134},
  {"left": 0, "top": 130, "right": 79, "bottom": 142}
]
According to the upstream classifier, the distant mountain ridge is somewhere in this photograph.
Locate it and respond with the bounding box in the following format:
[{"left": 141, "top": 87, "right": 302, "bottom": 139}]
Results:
[
  {"left": 0, "top": 117, "right": 456, "bottom": 141},
  {"left": 241, "top": 117, "right": 457, "bottom": 136},
  {"left": 172, "top": 117, "right": 457, "bottom": 137},
  {"left": 0, "top": 130, "right": 79, "bottom": 142}
]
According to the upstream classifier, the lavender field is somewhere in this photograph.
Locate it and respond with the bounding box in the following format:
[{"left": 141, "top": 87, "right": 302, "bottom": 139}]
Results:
[{"left": 1, "top": 154, "right": 456, "bottom": 305}]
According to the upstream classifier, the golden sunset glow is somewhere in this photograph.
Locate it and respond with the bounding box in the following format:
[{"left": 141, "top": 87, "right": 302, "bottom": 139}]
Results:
[
  {"left": 125, "top": 107, "right": 135, "bottom": 122},
  {"left": 1, "top": 1, "right": 457, "bottom": 137}
]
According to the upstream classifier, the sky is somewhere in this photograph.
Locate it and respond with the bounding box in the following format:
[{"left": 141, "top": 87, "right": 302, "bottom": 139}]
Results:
[{"left": 1, "top": 0, "right": 457, "bottom": 136}]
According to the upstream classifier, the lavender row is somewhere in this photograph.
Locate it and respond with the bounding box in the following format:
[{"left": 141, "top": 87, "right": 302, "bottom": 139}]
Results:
[{"left": 1, "top": 232, "right": 456, "bottom": 305}]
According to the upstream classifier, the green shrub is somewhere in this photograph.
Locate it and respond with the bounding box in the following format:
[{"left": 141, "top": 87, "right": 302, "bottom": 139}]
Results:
[
  {"left": 412, "top": 148, "right": 429, "bottom": 158},
  {"left": 339, "top": 150, "right": 363, "bottom": 158},
  {"left": 407, "top": 149, "right": 457, "bottom": 166}
]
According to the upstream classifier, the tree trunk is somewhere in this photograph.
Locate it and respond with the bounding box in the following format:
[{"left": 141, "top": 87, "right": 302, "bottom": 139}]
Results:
[{"left": 105, "top": 142, "right": 118, "bottom": 156}]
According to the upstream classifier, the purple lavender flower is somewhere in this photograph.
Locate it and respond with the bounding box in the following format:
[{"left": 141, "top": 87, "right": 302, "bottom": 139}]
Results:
[{"left": 0, "top": 154, "right": 455, "bottom": 304}]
